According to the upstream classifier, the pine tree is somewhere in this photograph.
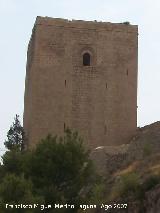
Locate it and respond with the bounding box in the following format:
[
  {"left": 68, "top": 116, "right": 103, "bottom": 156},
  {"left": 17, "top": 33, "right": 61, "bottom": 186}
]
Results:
[{"left": 4, "top": 115, "right": 25, "bottom": 151}]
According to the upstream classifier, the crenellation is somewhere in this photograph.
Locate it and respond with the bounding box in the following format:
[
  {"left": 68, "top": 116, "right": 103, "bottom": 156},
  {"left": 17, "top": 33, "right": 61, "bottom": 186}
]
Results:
[{"left": 35, "top": 16, "right": 138, "bottom": 33}]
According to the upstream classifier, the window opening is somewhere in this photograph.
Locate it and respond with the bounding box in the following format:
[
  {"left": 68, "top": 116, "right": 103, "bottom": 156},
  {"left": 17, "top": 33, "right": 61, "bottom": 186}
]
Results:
[
  {"left": 126, "top": 69, "right": 128, "bottom": 76},
  {"left": 104, "top": 125, "right": 107, "bottom": 135},
  {"left": 83, "top": 53, "right": 91, "bottom": 66}
]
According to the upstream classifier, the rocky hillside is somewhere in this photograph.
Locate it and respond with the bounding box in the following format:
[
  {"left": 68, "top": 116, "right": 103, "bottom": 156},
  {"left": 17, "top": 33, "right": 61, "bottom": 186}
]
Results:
[{"left": 91, "top": 122, "right": 160, "bottom": 213}]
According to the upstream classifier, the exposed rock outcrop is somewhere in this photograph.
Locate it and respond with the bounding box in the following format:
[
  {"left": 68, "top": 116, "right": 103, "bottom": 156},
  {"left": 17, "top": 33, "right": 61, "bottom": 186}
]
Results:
[
  {"left": 144, "top": 184, "right": 160, "bottom": 213},
  {"left": 90, "top": 122, "right": 160, "bottom": 213},
  {"left": 91, "top": 121, "right": 160, "bottom": 176}
]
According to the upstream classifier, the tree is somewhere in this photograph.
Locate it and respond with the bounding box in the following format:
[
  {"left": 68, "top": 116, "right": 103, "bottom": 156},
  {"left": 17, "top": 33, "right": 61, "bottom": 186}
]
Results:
[
  {"left": 2, "top": 150, "right": 24, "bottom": 175},
  {"left": 0, "top": 174, "right": 44, "bottom": 213},
  {"left": 1, "top": 129, "right": 98, "bottom": 212},
  {"left": 4, "top": 115, "right": 25, "bottom": 151},
  {"left": 26, "top": 129, "right": 96, "bottom": 212}
]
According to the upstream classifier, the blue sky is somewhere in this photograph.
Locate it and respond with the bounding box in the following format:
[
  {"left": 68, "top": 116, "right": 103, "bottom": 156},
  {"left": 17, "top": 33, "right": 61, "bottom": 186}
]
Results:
[{"left": 0, "top": 0, "right": 160, "bottom": 153}]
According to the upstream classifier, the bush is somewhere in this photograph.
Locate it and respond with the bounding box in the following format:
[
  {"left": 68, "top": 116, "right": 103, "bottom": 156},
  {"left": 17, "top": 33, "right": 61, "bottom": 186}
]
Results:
[
  {"left": 143, "top": 175, "right": 160, "bottom": 191},
  {"left": 110, "top": 172, "right": 141, "bottom": 200},
  {"left": 123, "top": 21, "right": 130, "bottom": 25}
]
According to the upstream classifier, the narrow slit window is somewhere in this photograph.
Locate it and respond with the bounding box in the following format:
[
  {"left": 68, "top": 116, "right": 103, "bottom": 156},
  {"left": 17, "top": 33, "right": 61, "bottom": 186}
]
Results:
[
  {"left": 126, "top": 69, "right": 128, "bottom": 76},
  {"left": 104, "top": 125, "right": 107, "bottom": 135},
  {"left": 83, "top": 53, "right": 91, "bottom": 66}
]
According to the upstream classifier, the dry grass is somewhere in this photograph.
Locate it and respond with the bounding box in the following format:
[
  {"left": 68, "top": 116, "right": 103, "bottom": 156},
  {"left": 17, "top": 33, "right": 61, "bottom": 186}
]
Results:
[{"left": 113, "top": 161, "right": 139, "bottom": 177}]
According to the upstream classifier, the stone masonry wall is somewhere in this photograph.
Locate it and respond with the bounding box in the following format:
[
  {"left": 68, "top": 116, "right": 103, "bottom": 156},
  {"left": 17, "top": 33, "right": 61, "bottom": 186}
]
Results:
[{"left": 23, "top": 16, "right": 138, "bottom": 149}]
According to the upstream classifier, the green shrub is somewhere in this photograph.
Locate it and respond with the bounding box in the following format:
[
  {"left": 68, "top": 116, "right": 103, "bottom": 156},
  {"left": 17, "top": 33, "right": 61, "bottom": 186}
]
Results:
[
  {"left": 110, "top": 172, "right": 141, "bottom": 200},
  {"left": 143, "top": 175, "right": 160, "bottom": 191},
  {"left": 90, "top": 182, "right": 105, "bottom": 204},
  {"left": 123, "top": 21, "right": 130, "bottom": 25}
]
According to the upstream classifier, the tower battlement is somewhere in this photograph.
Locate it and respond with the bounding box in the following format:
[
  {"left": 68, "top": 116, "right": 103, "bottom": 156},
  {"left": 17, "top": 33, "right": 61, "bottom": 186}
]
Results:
[{"left": 35, "top": 16, "right": 137, "bottom": 30}]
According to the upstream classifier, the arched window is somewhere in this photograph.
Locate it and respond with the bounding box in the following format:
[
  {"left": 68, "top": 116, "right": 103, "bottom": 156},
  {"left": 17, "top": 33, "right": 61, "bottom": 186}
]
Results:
[{"left": 83, "top": 52, "right": 91, "bottom": 66}]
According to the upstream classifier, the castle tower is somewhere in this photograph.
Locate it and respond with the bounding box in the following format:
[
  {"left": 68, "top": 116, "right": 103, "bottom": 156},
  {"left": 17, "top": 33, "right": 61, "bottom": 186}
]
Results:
[{"left": 24, "top": 16, "right": 138, "bottom": 149}]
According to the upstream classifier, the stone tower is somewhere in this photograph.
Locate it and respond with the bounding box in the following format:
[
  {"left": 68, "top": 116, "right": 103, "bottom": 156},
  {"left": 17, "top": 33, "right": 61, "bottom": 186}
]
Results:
[{"left": 24, "top": 16, "right": 138, "bottom": 149}]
